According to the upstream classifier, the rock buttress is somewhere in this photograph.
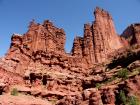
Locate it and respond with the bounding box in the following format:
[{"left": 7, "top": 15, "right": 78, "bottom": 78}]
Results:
[{"left": 122, "top": 23, "right": 140, "bottom": 46}]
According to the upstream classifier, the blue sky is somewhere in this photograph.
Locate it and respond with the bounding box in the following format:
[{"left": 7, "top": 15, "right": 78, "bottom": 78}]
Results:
[{"left": 0, "top": 0, "right": 140, "bottom": 57}]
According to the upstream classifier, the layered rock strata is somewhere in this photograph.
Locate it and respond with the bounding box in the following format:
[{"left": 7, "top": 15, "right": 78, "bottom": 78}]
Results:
[
  {"left": 0, "top": 7, "right": 125, "bottom": 76},
  {"left": 0, "top": 7, "right": 140, "bottom": 105}
]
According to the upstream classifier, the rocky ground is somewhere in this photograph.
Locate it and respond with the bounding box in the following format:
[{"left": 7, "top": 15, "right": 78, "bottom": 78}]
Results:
[{"left": 1, "top": 54, "right": 140, "bottom": 105}]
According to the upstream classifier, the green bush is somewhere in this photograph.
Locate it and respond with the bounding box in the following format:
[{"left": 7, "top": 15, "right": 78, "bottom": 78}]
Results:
[
  {"left": 119, "top": 90, "right": 127, "bottom": 104},
  {"left": 129, "top": 96, "right": 139, "bottom": 105},
  {"left": 95, "top": 83, "right": 101, "bottom": 89},
  {"left": 116, "top": 89, "right": 140, "bottom": 105},
  {"left": 117, "top": 68, "right": 129, "bottom": 79},
  {"left": 11, "top": 88, "right": 18, "bottom": 96}
]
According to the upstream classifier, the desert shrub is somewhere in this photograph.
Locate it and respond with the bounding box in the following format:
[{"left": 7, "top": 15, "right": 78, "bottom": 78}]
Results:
[
  {"left": 11, "top": 88, "right": 18, "bottom": 96},
  {"left": 117, "top": 68, "right": 129, "bottom": 79},
  {"left": 119, "top": 90, "right": 127, "bottom": 105},
  {"left": 95, "top": 83, "right": 101, "bottom": 89},
  {"left": 129, "top": 96, "right": 139, "bottom": 105},
  {"left": 116, "top": 89, "right": 139, "bottom": 105},
  {"left": 117, "top": 90, "right": 139, "bottom": 105}
]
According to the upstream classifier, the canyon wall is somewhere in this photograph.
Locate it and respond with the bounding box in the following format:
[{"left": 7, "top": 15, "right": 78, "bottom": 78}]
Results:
[
  {"left": 1, "top": 7, "right": 140, "bottom": 76},
  {"left": 0, "top": 7, "right": 140, "bottom": 105}
]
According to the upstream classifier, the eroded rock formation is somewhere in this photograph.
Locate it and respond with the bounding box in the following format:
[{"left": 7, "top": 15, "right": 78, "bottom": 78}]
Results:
[
  {"left": 0, "top": 7, "right": 126, "bottom": 76},
  {"left": 122, "top": 23, "right": 140, "bottom": 46},
  {"left": 72, "top": 7, "right": 124, "bottom": 65},
  {"left": 0, "top": 7, "right": 140, "bottom": 105}
]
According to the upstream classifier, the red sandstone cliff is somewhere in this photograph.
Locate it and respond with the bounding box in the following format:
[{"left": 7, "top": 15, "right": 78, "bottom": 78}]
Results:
[
  {"left": 72, "top": 7, "right": 124, "bottom": 65},
  {"left": 1, "top": 7, "right": 128, "bottom": 75},
  {"left": 0, "top": 7, "right": 140, "bottom": 105},
  {"left": 1, "top": 7, "right": 126, "bottom": 75},
  {"left": 122, "top": 23, "right": 140, "bottom": 46}
]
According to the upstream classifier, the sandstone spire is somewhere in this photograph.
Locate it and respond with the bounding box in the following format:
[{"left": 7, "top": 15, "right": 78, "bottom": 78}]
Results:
[
  {"left": 1, "top": 7, "right": 140, "bottom": 105},
  {"left": 72, "top": 7, "right": 124, "bottom": 65},
  {"left": 92, "top": 7, "right": 124, "bottom": 63},
  {"left": 1, "top": 7, "right": 127, "bottom": 75}
]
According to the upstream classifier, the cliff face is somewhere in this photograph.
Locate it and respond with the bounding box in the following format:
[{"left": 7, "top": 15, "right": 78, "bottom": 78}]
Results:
[
  {"left": 92, "top": 7, "right": 123, "bottom": 62},
  {"left": 0, "top": 7, "right": 126, "bottom": 75},
  {"left": 1, "top": 7, "right": 140, "bottom": 105},
  {"left": 72, "top": 7, "right": 124, "bottom": 65},
  {"left": 122, "top": 23, "right": 140, "bottom": 45},
  {"left": 9, "top": 20, "right": 66, "bottom": 55},
  {"left": 4, "top": 7, "right": 140, "bottom": 71},
  {"left": 2, "top": 20, "right": 66, "bottom": 74}
]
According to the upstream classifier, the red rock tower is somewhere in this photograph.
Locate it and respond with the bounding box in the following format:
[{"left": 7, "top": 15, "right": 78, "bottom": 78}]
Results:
[
  {"left": 1, "top": 7, "right": 126, "bottom": 74},
  {"left": 72, "top": 7, "right": 124, "bottom": 66},
  {"left": 92, "top": 7, "right": 123, "bottom": 63}
]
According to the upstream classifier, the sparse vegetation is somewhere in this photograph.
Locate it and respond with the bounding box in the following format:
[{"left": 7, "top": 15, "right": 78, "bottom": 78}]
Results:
[
  {"left": 128, "top": 96, "right": 139, "bottom": 105},
  {"left": 119, "top": 90, "right": 127, "bottom": 105},
  {"left": 116, "top": 90, "right": 140, "bottom": 105},
  {"left": 95, "top": 83, "right": 101, "bottom": 89},
  {"left": 11, "top": 88, "right": 18, "bottom": 96},
  {"left": 117, "top": 68, "right": 129, "bottom": 79},
  {"left": 107, "top": 76, "right": 116, "bottom": 83}
]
